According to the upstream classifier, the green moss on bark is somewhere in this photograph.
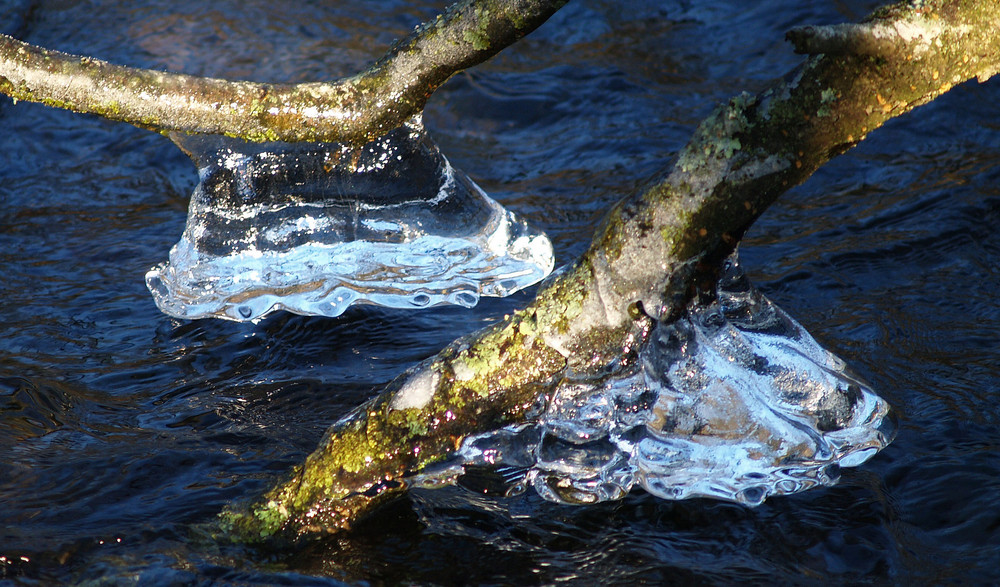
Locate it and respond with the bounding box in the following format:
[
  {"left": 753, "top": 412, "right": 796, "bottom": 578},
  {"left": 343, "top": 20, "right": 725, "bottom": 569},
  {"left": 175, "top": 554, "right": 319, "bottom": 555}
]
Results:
[{"left": 208, "top": 0, "right": 1000, "bottom": 543}]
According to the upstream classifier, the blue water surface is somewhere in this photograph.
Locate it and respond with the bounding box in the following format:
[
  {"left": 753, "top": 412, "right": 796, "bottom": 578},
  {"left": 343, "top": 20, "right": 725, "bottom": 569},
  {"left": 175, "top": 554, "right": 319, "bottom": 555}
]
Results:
[{"left": 2, "top": 0, "right": 1000, "bottom": 583}]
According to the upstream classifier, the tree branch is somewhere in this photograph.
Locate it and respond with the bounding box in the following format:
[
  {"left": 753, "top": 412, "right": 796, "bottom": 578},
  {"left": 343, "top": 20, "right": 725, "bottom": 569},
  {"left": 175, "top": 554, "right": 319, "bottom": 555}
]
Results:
[
  {"left": 0, "top": 0, "right": 568, "bottom": 143},
  {"left": 788, "top": 0, "right": 1000, "bottom": 86},
  {"left": 217, "top": 0, "right": 1000, "bottom": 545}
]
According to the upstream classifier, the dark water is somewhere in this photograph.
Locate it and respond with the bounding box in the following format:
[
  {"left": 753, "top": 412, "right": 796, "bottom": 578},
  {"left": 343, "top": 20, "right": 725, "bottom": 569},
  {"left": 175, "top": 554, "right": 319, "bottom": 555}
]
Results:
[{"left": 2, "top": 0, "right": 999, "bottom": 584}]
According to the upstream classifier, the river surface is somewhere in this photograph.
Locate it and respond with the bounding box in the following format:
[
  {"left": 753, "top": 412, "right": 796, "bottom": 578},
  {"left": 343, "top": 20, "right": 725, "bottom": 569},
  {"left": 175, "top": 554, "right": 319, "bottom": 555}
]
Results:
[{"left": 2, "top": 0, "right": 1000, "bottom": 584}]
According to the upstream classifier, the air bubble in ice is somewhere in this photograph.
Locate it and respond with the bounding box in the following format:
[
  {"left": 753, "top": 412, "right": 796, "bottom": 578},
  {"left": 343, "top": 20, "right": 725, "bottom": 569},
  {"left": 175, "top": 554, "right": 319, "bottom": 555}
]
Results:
[
  {"left": 454, "top": 292, "right": 479, "bottom": 308},
  {"left": 145, "top": 117, "right": 554, "bottom": 321},
  {"left": 413, "top": 252, "right": 895, "bottom": 507}
]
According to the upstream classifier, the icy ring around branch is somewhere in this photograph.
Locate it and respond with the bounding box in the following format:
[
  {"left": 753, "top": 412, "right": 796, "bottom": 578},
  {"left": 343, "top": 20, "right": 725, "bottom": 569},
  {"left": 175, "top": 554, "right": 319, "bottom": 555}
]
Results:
[
  {"left": 145, "top": 118, "right": 554, "bottom": 321},
  {"left": 417, "top": 252, "right": 896, "bottom": 506}
]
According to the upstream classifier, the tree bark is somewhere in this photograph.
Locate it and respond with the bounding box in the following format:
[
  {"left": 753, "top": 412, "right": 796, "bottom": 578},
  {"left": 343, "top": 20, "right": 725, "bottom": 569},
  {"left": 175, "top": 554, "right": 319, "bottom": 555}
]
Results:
[
  {"left": 216, "top": 0, "right": 1000, "bottom": 545},
  {"left": 2, "top": 0, "right": 995, "bottom": 547},
  {"left": 0, "top": 0, "right": 568, "bottom": 144}
]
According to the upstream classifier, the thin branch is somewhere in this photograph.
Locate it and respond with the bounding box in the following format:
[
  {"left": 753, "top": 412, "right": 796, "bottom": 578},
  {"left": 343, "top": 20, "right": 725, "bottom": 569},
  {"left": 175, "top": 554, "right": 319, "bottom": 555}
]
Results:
[
  {"left": 217, "top": 0, "right": 1000, "bottom": 545},
  {"left": 0, "top": 0, "right": 569, "bottom": 143}
]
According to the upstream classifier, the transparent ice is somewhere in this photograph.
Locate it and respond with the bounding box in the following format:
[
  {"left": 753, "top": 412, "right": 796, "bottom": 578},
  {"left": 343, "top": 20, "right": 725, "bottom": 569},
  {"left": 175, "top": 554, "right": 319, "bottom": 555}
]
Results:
[
  {"left": 417, "top": 253, "right": 895, "bottom": 506},
  {"left": 146, "top": 118, "right": 554, "bottom": 321}
]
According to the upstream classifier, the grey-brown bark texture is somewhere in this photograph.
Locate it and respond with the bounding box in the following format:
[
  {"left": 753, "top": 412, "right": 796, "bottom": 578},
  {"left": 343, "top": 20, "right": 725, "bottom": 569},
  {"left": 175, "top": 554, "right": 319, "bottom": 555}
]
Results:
[
  {"left": 1, "top": 0, "right": 998, "bottom": 545},
  {"left": 216, "top": 0, "right": 1000, "bottom": 545},
  {"left": 0, "top": 0, "right": 568, "bottom": 144}
]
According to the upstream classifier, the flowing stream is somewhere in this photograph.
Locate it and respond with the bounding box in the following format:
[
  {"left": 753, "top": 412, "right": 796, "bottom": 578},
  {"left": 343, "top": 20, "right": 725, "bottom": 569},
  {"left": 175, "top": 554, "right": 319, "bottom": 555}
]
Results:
[{"left": 3, "top": 0, "right": 1000, "bottom": 583}]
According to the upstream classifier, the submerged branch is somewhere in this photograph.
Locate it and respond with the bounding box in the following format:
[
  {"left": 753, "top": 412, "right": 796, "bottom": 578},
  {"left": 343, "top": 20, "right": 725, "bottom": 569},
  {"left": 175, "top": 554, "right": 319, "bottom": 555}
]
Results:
[
  {"left": 0, "top": 0, "right": 568, "bottom": 143},
  {"left": 221, "top": 0, "right": 1000, "bottom": 544}
]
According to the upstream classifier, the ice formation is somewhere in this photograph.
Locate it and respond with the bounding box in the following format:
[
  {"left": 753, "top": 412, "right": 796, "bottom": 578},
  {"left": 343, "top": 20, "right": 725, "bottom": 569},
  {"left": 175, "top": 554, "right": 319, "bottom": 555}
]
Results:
[
  {"left": 419, "top": 253, "right": 895, "bottom": 506},
  {"left": 146, "top": 118, "right": 554, "bottom": 321}
]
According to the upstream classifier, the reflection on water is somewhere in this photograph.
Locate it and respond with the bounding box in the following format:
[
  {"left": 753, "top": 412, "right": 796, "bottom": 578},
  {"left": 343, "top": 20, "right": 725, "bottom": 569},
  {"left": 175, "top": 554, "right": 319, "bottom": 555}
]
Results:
[{"left": 2, "top": 0, "right": 1000, "bottom": 584}]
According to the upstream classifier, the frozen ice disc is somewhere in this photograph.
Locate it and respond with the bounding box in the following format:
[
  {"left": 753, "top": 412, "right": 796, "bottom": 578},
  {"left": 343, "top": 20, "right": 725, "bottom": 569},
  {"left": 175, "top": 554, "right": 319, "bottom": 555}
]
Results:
[
  {"left": 420, "top": 251, "right": 895, "bottom": 507},
  {"left": 145, "top": 118, "right": 554, "bottom": 321}
]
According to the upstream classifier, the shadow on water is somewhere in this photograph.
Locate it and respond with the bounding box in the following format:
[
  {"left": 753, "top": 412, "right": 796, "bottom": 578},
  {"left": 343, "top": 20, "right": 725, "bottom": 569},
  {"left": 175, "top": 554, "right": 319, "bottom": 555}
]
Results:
[{"left": 3, "top": 0, "right": 1000, "bottom": 584}]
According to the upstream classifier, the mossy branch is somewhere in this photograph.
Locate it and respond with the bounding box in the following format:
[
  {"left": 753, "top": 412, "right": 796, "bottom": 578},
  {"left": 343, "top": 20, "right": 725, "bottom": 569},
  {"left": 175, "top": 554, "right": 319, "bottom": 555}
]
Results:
[
  {"left": 220, "top": 0, "right": 1000, "bottom": 545},
  {"left": 0, "top": 0, "right": 568, "bottom": 144}
]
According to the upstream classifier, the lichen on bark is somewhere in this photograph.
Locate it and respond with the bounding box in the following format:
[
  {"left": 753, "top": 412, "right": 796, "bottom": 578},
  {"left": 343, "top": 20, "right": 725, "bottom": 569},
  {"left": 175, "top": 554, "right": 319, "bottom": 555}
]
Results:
[
  {"left": 217, "top": 0, "right": 1000, "bottom": 545},
  {"left": 2, "top": 0, "right": 997, "bottom": 545},
  {"left": 0, "top": 0, "right": 569, "bottom": 144}
]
